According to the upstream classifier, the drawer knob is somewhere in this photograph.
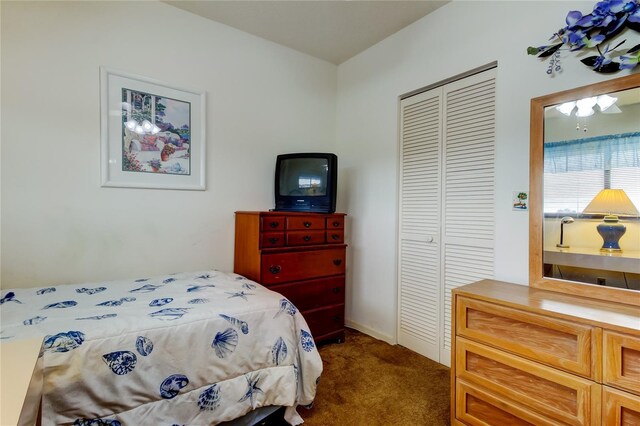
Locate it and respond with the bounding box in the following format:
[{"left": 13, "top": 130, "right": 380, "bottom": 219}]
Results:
[
  {"left": 332, "top": 287, "right": 341, "bottom": 294},
  {"left": 269, "top": 265, "right": 281, "bottom": 274},
  {"left": 333, "top": 315, "right": 341, "bottom": 322},
  {"left": 269, "top": 221, "right": 279, "bottom": 228},
  {"left": 268, "top": 237, "right": 279, "bottom": 244},
  {"left": 332, "top": 221, "right": 340, "bottom": 227},
  {"left": 303, "top": 235, "right": 312, "bottom": 242},
  {"left": 303, "top": 221, "right": 311, "bottom": 228},
  {"left": 331, "top": 234, "right": 340, "bottom": 240},
  {"left": 333, "top": 259, "right": 342, "bottom": 266}
]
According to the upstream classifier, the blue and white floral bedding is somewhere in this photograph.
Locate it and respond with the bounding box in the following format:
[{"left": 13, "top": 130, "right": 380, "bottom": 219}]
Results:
[{"left": 0, "top": 271, "right": 322, "bottom": 426}]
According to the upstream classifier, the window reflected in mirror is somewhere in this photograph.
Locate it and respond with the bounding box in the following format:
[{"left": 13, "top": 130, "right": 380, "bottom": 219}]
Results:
[{"left": 542, "top": 87, "right": 640, "bottom": 291}]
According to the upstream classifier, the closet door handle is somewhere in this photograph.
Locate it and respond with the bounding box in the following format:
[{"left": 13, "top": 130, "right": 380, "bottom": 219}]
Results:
[
  {"left": 268, "top": 237, "right": 279, "bottom": 244},
  {"left": 303, "top": 221, "right": 312, "bottom": 228},
  {"left": 269, "top": 221, "right": 279, "bottom": 228},
  {"left": 303, "top": 235, "right": 312, "bottom": 242},
  {"left": 269, "top": 265, "right": 281, "bottom": 274},
  {"left": 333, "top": 259, "right": 342, "bottom": 266}
]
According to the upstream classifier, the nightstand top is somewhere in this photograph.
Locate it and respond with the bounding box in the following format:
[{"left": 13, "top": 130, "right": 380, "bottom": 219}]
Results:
[{"left": 1, "top": 337, "right": 43, "bottom": 426}]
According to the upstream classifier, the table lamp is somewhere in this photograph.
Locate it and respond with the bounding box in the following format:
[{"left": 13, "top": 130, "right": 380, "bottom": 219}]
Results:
[
  {"left": 582, "top": 189, "right": 639, "bottom": 252},
  {"left": 556, "top": 216, "right": 574, "bottom": 248}
]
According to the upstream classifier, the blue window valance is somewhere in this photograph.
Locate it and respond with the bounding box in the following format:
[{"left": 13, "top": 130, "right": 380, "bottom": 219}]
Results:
[{"left": 544, "top": 132, "right": 640, "bottom": 174}]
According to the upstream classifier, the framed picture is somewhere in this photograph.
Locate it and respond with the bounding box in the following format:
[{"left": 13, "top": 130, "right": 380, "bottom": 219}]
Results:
[
  {"left": 100, "top": 67, "right": 206, "bottom": 190},
  {"left": 512, "top": 191, "right": 528, "bottom": 211}
]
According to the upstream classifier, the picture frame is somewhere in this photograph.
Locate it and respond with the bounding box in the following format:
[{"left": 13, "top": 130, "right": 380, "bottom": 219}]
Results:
[
  {"left": 100, "top": 67, "right": 206, "bottom": 190},
  {"left": 512, "top": 191, "right": 528, "bottom": 211}
]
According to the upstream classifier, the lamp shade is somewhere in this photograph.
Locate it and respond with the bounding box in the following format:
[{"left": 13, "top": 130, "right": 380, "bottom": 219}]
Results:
[{"left": 582, "top": 189, "right": 639, "bottom": 216}]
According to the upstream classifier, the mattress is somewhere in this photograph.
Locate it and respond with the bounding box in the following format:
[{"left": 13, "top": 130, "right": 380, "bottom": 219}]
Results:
[{"left": 0, "top": 271, "right": 322, "bottom": 425}]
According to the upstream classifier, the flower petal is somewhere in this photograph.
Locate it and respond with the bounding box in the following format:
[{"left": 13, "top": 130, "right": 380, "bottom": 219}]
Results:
[
  {"left": 601, "top": 15, "right": 627, "bottom": 35},
  {"left": 576, "top": 14, "right": 600, "bottom": 27},
  {"left": 628, "top": 9, "right": 640, "bottom": 24},
  {"left": 566, "top": 10, "right": 583, "bottom": 26},
  {"left": 607, "top": 0, "right": 627, "bottom": 13}
]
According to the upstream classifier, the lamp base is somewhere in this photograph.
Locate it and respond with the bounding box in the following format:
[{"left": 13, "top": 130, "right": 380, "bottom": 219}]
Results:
[
  {"left": 596, "top": 217, "right": 626, "bottom": 252},
  {"left": 556, "top": 244, "right": 570, "bottom": 248},
  {"left": 600, "top": 247, "right": 622, "bottom": 253}
]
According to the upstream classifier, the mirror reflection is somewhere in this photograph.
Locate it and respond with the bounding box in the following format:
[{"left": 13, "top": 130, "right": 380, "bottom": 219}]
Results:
[{"left": 543, "top": 87, "right": 640, "bottom": 290}]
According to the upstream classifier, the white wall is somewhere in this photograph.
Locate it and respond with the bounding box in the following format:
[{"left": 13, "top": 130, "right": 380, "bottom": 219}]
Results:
[
  {"left": 336, "top": 1, "right": 640, "bottom": 341},
  {"left": 1, "top": 1, "right": 337, "bottom": 288}
]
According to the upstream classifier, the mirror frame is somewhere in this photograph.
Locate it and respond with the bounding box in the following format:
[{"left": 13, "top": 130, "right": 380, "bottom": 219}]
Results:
[{"left": 529, "top": 73, "right": 640, "bottom": 306}]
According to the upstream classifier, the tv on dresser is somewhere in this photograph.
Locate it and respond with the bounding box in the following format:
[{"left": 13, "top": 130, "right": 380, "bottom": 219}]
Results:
[{"left": 274, "top": 153, "right": 337, "bottom": 214}]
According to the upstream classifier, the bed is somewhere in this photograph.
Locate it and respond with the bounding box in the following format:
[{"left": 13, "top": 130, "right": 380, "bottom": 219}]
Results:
[{"left": 0, "top": 270, "right": 322, "bottom": 426}]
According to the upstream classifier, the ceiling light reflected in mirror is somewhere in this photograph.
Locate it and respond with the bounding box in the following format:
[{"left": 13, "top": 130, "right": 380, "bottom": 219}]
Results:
[{"left": 555, "top": 95, "right": 619, "bottom": 117}]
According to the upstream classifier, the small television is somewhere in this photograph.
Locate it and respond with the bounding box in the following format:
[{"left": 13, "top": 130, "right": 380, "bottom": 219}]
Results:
[{"left": 274, "top": 153, "right": 337, "bottom": 213}]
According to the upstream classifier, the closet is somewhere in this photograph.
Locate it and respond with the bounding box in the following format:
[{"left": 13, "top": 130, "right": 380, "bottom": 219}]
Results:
[{"left": 397, "top": 67, "right": 496, "bottom": 366}]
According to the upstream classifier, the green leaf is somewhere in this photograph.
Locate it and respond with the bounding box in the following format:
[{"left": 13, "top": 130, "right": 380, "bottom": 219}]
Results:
[
  {"left": 627, "top": 43, "right": 640, "bottom": 54},
  {"left": 626, "top": 20, "right": 640, "bottom": 32},
  {"left": 610, "top": 39, "right": 627, "bottom": 52},
  {"left": 538, "top": 43, "right": 563, "bottom": 58},
  {"left": 580, "top": 56, "right": 598, "bottom": 66},
  {"left": 594, "top": 62, "right": 621, "bottom": 73}
]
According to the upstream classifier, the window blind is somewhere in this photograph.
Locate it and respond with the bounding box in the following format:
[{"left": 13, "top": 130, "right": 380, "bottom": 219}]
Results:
[{"left": 543, "top": 132, "right": 640, "bottom": 214}]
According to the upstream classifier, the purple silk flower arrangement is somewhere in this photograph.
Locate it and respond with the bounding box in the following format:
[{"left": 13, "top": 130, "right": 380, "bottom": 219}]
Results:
[{"left": 528, "top": 0, "right": 640, "bottom": 74}]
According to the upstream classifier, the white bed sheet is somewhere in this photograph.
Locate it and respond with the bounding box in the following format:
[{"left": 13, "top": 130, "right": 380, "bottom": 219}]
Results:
[{"left": 0, "top": 271, "right": 322, "bottom": 426}]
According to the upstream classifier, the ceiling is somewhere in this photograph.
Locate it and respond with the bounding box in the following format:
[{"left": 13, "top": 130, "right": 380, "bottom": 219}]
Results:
[{"left": 165, "top": 1, "right": 448, "bottom": 64}]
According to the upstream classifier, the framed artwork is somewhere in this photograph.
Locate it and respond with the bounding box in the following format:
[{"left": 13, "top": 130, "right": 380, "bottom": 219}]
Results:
[
  {"left": 512, "top": 191, "right": 528, "bottom": 211},
  {"left": 100, "top": 67, "right": 206, "bottom": 190}
]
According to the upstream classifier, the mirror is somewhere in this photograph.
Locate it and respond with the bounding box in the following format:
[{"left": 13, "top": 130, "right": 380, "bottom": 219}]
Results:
[{"left": 530, "top": 74, "right": 640, "bottom": 305}]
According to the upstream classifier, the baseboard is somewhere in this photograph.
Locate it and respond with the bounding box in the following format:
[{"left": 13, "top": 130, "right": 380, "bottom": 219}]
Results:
[{"left": 344, "top": 319, "right": 396, "bottom": 345}]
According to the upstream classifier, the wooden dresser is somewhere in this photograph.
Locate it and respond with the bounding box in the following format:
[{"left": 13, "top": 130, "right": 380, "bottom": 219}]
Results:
[
  {"left": 451, "top": 280, "right": 640, "bottom": 426},
  {"left": 234, "top": 211, "right": 347, "bottom": 343}
]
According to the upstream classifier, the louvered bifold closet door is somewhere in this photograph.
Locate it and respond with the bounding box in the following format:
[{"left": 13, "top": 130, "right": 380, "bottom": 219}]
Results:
[
  {"left": 397, "top": 88, "right": 443, "bottom": 361},
  {"left": 439, "top": 69, "right": 496, "bottom": 366}
]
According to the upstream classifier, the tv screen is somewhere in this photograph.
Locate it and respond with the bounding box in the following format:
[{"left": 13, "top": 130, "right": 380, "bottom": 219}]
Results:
[
  {"left": 279, "top": 158, "right": 329, "bottom": 197},
  {"left": 274, "top": 153, "right": 337, "bottom": 213}
]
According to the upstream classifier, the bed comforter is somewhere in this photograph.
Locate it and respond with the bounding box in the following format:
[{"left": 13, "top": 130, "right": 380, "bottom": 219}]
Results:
[{"left": 0, "top": 271, "right": 322, "bottom": 425}]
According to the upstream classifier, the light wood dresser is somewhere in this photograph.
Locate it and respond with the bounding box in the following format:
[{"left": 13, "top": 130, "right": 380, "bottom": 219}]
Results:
[
  {"left": 451, "top": 279, "right": 640, "bottom": 426},
  {"left": 234, "top": 211, "right": 347, "bottom": 344}
]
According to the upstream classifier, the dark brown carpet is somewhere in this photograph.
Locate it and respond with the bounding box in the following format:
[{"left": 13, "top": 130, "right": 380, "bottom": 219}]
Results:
[{"left": 298, "top": 328, "right": 451, "bottom": 425}]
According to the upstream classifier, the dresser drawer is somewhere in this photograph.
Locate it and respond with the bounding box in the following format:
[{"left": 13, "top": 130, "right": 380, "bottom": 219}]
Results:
[
  {"left": 286, "top": 230, "right": 325, "bottom": 246},
  {"left": 456, "top": 338, "right": 600, "bottom": 425},
  {"left": 604, "top": 331, "right": 640, "bottom": 396},
  {"left": 455, "top": 379, "right": 558, "bottom": 426},
  {"left": 261, "top": 216, "right": 285, "bottom": 231},
  {"left": 603, "top": 386, "right": 640, "bottom": 426},
  {"left": 260, "top": 247, "right": 346, "bottom": 285},
  {"left": 325, "top": 230, "right": 344, "bottom": 244},
  {"left": 303, "top": 304, "right": 344, "bottom": 338},
  {"left": 286, "top": 215, "right": 325, "bottom": 230},
  {"left": 271, "top": 276, "right": 344, "bottom": 311},
  {"left": 326, "top": 216, "right": 344, "bottom": 229},
  {"left": 456, "top": 297, "right": 596, "bottom": 378},
  {"left": 260, "top": 232, "right": 285, "bottom": 248}
]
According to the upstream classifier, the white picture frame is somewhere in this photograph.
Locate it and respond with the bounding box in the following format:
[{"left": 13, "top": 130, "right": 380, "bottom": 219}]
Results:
[{"left": 100, "top": 67, "right": 206, "bottom": 190}]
